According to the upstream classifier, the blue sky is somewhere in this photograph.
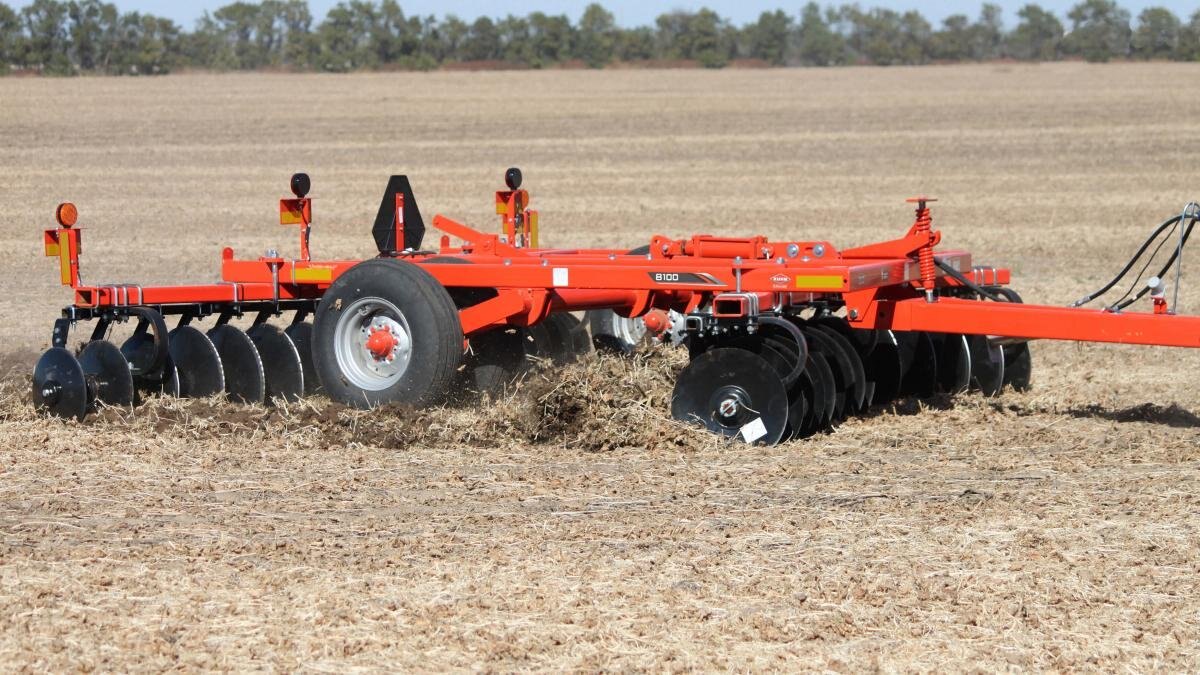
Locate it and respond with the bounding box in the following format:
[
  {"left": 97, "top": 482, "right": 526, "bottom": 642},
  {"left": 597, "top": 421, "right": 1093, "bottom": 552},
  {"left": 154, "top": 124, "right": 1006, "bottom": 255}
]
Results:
[{"left": 77, "top": 1, "right": 1200, "bottom": 28}]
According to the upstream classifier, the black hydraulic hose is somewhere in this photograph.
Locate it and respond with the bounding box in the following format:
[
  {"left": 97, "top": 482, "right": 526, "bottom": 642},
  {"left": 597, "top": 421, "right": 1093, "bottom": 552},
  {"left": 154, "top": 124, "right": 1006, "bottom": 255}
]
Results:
[
  {"left": 1114, "top": 218, "right": 1197, "bottom": 310},
  {"left": 1109, "top": 220, "right": 1178, "bottom": 308},
  {"left": 1071, "top": 214, "right": 1183, "bottom": 307},
  {"left": 934, "top": 259, "right": 1006, "bottom": 302}
]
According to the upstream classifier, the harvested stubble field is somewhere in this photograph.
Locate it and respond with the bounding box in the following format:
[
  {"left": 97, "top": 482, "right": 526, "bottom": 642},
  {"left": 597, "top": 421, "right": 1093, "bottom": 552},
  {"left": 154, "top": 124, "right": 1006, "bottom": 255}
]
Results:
[{"left": 1, "top": 63, "right": 1199, "bottom": 670}]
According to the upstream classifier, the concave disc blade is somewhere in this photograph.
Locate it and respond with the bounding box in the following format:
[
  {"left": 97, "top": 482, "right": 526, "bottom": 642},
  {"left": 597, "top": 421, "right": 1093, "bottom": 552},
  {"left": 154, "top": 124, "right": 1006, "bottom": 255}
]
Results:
[
  {"left": 898, "top": 331, "right": 938, "bottom": 398},
  {"left": 811, "top": 324, "right": 867, "bottom": 414},
  {"left": 670, "top": 348, "right": 789, "bottom": 446},
  {"left": 864, "top": 330, "right": 903, "bottom": 407},
  {"left": 544, "top": 314, "right": 575, "bottom": 364},
  {"left": 844, "top": 324, "right": 879, "bottom": 357},
  {"left": 169, "top": 325, "right": 225, "bottom": 398},
  {"left": 1003, "top": 342, "right": 1033, "bottom": 392},
  {"left": 967, "top": 335, "right": 1005, "bottom": 397},
  {"left": 462, "top": 327, "right": 529, "bottom": 398},
  {"left": 248, "top": 324, "right": 304, "bottom": 403},
  {"left": 79, "top": 340, "right": 134, "bottom": 408},
  {"left": 817, "top": 318, "right": 880, "bottom": 410},
  {"left": 757, "top": 340, "right": 808, "bottom": 441},
  {"left": 932, "top": 333, "right": 971, "bottom": 394},
  {"left": 522, "top": 323, "right": 555, "bottom": 361},
  {"left": 807, "top": 352, "right": 837, "bottom": 429},
  {"left": 804, "top": 328, "right": 850, "bottom": 421},
  {"left": 208, "top": 325, "right": 265, "bottom": 404},
  {"left": 32, "top": 347, "right": 88, "bottom": 420},
  {"left": 285, "top": 321, "right": 322, "bottom": 396},
  {"left": 122, "top": 333, "right": 179, "bottom": 399}
]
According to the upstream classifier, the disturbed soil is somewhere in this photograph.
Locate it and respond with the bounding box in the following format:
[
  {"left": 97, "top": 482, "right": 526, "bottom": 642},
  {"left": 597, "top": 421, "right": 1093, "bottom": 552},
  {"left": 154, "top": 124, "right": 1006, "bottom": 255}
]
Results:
[{"left": 1, "top": 63, "right": 1199, "bottom": 670}]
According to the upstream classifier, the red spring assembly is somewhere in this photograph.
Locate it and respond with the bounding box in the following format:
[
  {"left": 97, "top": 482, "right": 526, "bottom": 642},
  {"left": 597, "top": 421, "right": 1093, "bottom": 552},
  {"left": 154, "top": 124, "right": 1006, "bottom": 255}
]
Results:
[{"left": 907, "top": 196, "right": 938, "bottom": 302}]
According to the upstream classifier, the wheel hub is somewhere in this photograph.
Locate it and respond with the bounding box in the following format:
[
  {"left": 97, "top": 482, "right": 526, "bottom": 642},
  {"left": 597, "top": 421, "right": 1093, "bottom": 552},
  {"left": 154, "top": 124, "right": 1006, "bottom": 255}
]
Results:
[
  {"left": 334, "top": 298, "right": 415, "bottom": 391},
  {"left": 365, "top": 323, "right": 400, "bottom": 360}
]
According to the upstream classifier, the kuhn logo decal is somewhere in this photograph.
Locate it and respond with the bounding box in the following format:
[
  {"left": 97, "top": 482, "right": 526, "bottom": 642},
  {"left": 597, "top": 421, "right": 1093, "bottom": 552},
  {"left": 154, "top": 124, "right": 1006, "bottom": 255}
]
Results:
[{"left": 770, "top": 274, "right": 790, "bottom": 287}]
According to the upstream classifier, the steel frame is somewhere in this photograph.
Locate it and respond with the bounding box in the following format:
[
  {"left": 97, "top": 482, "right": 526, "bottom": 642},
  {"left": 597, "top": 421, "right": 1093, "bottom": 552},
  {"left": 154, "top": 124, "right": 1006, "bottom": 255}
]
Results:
[{"left": 43, "top": 178, "right": 1200, "bottom": 351}]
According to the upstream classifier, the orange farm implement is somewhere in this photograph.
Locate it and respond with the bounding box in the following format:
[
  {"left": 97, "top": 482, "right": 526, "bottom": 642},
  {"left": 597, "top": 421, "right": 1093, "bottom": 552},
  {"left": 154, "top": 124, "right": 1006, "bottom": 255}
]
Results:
[{"left": 33, "top": 170, "right": 1200, "bottom": 445}]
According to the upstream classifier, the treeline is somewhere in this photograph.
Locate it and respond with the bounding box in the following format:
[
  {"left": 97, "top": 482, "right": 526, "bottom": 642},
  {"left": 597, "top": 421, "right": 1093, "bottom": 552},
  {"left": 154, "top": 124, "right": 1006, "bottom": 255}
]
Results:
[{"left": 1, "top": 0, "right": 1199, "bottom": 75}]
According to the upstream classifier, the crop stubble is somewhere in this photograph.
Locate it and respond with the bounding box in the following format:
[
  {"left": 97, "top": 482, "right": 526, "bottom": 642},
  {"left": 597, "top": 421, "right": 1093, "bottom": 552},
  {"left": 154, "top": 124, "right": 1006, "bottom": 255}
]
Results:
[{"left": 0, "top": 63, "right": 1198, "bottom": 669}]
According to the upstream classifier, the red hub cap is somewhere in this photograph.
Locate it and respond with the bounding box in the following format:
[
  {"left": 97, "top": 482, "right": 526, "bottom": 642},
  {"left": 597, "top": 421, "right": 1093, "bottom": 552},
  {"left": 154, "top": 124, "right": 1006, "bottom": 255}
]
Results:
[{"left": 365, "top": 326, "right": 398, "bottom": 360}]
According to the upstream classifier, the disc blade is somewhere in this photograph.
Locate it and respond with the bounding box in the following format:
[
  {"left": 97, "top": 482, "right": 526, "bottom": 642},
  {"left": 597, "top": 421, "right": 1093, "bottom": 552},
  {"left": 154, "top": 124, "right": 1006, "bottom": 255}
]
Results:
[
  {"left": 806, "top": 351, "right": 838, "bottom": 428},
  {"left": 756, "top": 340, "right": 808, "bottom": 441},
  {"left": 208, "top": 325, "right": 265, "bottom": 404},
  {"left": 79, "top": 340, "right": 134, "bottom": 408},
  {"left": 522, "top": 323, "right": 555, "bottom": 361},
  {"left": 670, "top": 348, "right": 789, "bottom": 445},
  {"left": 122, "top": 333, "right": 179, "bottom": 399},
  {"left": 1003, "top": 341, "right": 1033, "bottom": 392},
  {"left": 932, "top": 333, "right": 971, "bottom": 394},
  {"left": 864, "top": 330, "right": 903, "bottom": 407},
  {"left": 540, "top": 314, "right": 583, "bottom": 364},
  {"left": 810, "top": 324, "right": 867, "bottom": 413},
  {"left": 169, "top": 325, "right": 225, "bottom": 398},
  {"left": 461, "top": 327, "right": 529, "bottom": 398},
  {"left": 898, "top": 331, "right": 938, "bottom": 398},
  {"left": 967, "top": 335, "right": 1005, "bottom": 397},
  {"left": 248, "top": 324, "right": 304, "bottom": 403},
  {"left": 33, "top": 347, "right": 88, "bottom": 420},
  {"left": 285, "top": 321, "right": 322, "bottom": 395},
  {"left": 805, "top": 328, "right": 854, "bottom": 421}
]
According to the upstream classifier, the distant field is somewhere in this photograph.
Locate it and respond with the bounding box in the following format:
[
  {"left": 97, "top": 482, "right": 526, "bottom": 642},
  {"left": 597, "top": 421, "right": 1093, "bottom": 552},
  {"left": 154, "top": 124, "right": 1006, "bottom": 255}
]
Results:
[{"left": 1, "top": 63, "right": 1198, "bottom": 669}]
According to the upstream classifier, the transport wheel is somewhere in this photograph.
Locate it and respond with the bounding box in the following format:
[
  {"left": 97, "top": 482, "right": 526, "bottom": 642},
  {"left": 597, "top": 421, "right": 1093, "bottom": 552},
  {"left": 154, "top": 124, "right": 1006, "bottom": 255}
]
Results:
[
  {"left": 586, "top": 245, "right": 685, "bottom": 353},
  {"left": 313, "top": 258, "right": 463, "bottom": 409}
]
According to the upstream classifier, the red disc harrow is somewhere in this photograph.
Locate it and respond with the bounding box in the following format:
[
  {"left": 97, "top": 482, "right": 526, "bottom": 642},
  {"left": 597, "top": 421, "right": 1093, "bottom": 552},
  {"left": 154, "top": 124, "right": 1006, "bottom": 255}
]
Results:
[{"left": 32, "top": 170, "right": 1200, "bottom": 444}]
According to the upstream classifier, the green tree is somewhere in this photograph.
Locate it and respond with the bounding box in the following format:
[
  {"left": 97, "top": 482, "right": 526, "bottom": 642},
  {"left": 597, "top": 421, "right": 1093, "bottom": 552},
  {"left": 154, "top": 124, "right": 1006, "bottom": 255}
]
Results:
[
  {"left": 970, "top": 3, "right": 1004, "bottom": 59},
  {"left": 67, "top": 0, "right": 118, "bottom": 71},
  {"left": 615, "top": 24, "right": 654, "bottom": 61},
  {"left": 1009, "top": 4, "right": 1064, "bottom": 60},
  {"left": 840, "top": 6, "right": 930, "bottom": 65},
  {"left": 496, "top": 14, "right": 532, "bottom": 64},
  {"left": 656, "top": 8, "right": 732, "bottom": 67},
  {"left": 463, "top": 16, "right": 499, "bottom": 61},
  {"left": 795, "top": 2, "right": 845, "bottom": 65},
  {"left": 577, "top": 3, "right": 615, "bottom": 67},
  {"left": 746, "top": 10, "right": 791, "bottom": 65},
  {"left": 1178, "top": 10, "right": 1200, "bottom": 60},
  {"left": 315, "top": 1, "right": 379, "bottom": 70},
  {"left": 1131, "top": 6, "right": 1180, "bottom": 59},
  {"left": 22, "top": 0, "right": 71, "bottom": 73},
  {"left": 931, "top": 14, "right": 971, "bottom": 60},
  {"left": 1065, "top": 0, "right": 1131, "bottom": 62},
  {"left": 0, "top": 1, "right": 23, "bottom": 70},
  {"left": 527, "top": 11, "right": 573, "bottom": 66}
]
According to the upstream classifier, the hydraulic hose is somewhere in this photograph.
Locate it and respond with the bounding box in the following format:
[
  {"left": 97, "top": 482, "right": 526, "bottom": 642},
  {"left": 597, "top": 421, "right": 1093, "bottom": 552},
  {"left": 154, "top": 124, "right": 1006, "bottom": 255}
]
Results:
[{"left": 1070, "top": 214, "right": 1183, "bottom": 307}]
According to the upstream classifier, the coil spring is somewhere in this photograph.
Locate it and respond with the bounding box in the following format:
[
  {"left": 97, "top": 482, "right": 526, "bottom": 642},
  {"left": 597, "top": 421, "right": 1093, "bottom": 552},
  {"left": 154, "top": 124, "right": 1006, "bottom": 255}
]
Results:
[{"left": 913, "top": 205, "right": 936, "bottom": 292}]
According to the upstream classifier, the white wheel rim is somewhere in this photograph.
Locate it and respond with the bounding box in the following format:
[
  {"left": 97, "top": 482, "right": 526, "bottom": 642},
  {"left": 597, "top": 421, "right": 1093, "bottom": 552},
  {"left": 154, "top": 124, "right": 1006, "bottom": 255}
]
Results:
[{"left": 334, "top": 297, "right": 414, "bottom": 391}]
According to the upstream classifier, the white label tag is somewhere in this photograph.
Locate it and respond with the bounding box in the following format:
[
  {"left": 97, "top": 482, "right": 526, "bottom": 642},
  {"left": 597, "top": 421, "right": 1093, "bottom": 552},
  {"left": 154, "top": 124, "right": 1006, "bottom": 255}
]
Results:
[
  {"left": 740, "top": 417, "right": 767, "bottom": 443},
  {"left": 552, "top": 268, "right": 569, "bottom": 286}
]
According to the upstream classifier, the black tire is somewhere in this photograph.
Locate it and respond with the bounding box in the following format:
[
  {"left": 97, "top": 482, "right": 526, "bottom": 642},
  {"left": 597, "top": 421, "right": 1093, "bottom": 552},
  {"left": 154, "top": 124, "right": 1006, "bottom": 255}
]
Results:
[{"left": 313, "top": 258, "right": 463, "bottom": 408}]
